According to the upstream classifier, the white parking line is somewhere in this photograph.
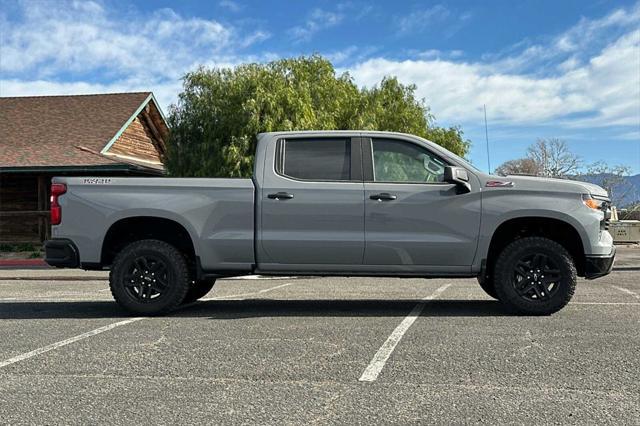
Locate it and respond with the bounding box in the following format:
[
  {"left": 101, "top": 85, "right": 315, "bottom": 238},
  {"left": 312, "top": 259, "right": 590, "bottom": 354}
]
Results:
[
  {"left": 611, "top": 285, "right": 640, "bottom": 299},
  {"left": 359, "top": 284, "right": 451, "bottom": 383},
  {"left": 201, "top": 282, "right": 296, "bottom": 300},
  {"left": 0, "top": 282, "right": 296, "bottom": 369},
  {"left": 223, "top": 275, "right": 297, "bottom": 280},
  {"left": 0, "top": 317, "right": 144, "bottom": 369}
]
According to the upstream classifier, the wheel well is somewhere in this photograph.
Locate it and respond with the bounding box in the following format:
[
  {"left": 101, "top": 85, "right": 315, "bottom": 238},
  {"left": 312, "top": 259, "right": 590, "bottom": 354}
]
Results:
[
  {"left": 486, "top": 217, "right": 585, "bottom": 277},
  {"left": 101, "top": 217, "right": 196, "bottom": 268}
]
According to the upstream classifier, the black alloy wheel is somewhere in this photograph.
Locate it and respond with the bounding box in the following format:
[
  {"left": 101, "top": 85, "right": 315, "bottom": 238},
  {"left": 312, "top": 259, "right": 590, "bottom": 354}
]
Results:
[
  {"left": 494, "top": 236, "right": 576, "bottom": 315},
  {"left": 110, "top": 239, "right": 190, "bottom": 315},
  {"left": 510, "top": 253, "right": 562, "bottom": 302},
  {"left": 124, "top": 255, "right": 171, "bottom": 303}
]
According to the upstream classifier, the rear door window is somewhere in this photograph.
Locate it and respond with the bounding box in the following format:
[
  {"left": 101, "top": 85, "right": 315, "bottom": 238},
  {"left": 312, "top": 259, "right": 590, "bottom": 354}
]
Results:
[{"left": 281, "top": 138, "right": 351, "bottom": 181}]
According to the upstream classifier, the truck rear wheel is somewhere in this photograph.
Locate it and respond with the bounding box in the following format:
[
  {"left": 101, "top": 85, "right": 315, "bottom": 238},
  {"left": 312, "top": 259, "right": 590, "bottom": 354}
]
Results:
[
  {"left": 183, "top": 279, "right": 216, "bottom": 304},
  {"left": 494, "top": 237, "right": 576, "bottom": 315},
  {"left": 109, "top": 239, "right": 190, "bottom": 315}
]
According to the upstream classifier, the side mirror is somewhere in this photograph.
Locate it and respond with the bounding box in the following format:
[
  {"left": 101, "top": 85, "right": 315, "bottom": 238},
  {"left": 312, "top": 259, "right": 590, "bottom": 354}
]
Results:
[{"left": 444, "top": 166, "right": 471, "bottom": 193}]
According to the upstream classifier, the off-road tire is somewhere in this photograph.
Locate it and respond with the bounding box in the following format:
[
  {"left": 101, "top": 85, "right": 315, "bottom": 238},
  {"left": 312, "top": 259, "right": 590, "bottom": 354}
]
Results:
[
  {"left": 494, "top": 237, "right": 576, "bottom": 315},
  {"left": 183, "top": 279, "right": 216, "bottom": 304},
  {"left": 110, "top": 239, "right": 190, "bottom": 315}
]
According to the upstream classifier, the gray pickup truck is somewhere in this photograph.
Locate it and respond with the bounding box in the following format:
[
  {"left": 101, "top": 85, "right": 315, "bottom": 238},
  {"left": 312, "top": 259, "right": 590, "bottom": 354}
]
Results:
[{"left": 45, "top": 131, "right": 615, "bottom": 315}]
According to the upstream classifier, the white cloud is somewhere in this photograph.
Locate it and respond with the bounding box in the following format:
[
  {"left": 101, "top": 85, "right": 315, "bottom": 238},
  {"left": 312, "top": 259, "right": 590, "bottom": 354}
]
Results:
[
  {"left": 350, "top": 8, "right": 640, "bottom": 130},
  {"left": 0, "top": 0, "right": 268, "bottom": 83},
  {"left": 240, "top": 30, "right": 271, "bottom": 48},
  {"left": 487, "top": 3, "right": 640, "bottom": 74},
  {"left": 288, "top": 8, "right": 344, "bottom": 42},
  {"left": 395, "top": 5, "right": 450, "bottom": 34},
  {"left": 415, "top": 49, "right": 464, "bottom": 60},
  {"left": 394, "top": 5, "right": 471, "bottom": 38},
  {"left": 219, "top": 0, "right": 243, "bottom": 13},
  {"left": 1, "top": 0, "right": 638, "bottom": 138}
]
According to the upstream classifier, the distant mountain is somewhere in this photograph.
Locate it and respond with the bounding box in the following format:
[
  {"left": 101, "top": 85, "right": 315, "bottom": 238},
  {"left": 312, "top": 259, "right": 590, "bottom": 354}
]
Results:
[{"left": 578, "top": 174, "right": 640, "bottom": 207}]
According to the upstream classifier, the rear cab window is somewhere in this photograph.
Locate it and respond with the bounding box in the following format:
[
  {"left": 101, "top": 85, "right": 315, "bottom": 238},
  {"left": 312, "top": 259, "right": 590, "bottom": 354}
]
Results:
[{"left": 276, "top": 138, "right": 360, "bottom": 182}]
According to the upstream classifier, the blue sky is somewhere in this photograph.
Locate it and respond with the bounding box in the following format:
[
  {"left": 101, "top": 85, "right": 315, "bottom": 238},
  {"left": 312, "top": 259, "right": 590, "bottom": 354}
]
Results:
[{"left": 1, "top": 0, "right": 639, "bottom": 173}]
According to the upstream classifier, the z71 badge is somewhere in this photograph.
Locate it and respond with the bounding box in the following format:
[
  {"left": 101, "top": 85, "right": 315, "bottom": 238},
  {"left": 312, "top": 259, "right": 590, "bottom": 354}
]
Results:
[{"left": 82, "top": 178, "right": 112, "bottom": 184}]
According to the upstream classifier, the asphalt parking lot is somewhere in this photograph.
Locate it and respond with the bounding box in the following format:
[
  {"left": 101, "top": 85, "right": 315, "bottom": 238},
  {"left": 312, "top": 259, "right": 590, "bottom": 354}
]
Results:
[{"left": 0, "top": 266, "right": 638, "bottom": 424}]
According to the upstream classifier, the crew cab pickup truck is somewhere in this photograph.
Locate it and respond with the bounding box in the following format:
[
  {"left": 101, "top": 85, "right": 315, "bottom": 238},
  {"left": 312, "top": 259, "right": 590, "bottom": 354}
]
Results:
[{"left": 45, "top": 131, "right": 615, "bottom": 315}]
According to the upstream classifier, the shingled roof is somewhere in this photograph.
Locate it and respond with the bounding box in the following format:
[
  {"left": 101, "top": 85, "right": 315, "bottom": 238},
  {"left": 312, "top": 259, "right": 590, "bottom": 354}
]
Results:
[{"left": 0, "top": 92, "right": 168, "bottom": 172}]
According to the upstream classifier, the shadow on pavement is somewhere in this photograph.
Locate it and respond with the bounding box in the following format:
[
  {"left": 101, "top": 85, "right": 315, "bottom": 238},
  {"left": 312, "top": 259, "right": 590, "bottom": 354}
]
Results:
[{"left": 0, "top": 299, "right": 509, "bottom": 320}]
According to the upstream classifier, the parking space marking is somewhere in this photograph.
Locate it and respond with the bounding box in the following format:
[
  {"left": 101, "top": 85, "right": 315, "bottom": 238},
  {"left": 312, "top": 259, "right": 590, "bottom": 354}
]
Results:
[
  {"left": 201, "top": 282, "right": 296, "bottom": 300},
  {"left": 359, "top": 284, "right": 451, "bottom": 383},
  {"left": 611, "top": 285, "right": 640, "bottom": 299},
  {"left": 0, "top": 317, "right": 144, "bottom": 370},
  {"left": 223, "top": 275, "right": 297, "bottom": 280},
  {"left": 0, "top": 282, "right": 297, "bottom": 369}
]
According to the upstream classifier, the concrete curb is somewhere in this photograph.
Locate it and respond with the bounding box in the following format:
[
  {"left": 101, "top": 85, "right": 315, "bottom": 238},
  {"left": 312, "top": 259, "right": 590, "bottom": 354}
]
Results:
[{"left": 0, "top": 259, "right": 48, "bottom": 268}]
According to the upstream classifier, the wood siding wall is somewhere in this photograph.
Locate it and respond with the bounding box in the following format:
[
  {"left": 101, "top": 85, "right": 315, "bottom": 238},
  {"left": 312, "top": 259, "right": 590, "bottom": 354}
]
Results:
[
  {"left": 108, "top": 115, "right": 164, "bottom": 163},
  {"left": 0, "top": 174, "right": 49, "bottom": 244}
]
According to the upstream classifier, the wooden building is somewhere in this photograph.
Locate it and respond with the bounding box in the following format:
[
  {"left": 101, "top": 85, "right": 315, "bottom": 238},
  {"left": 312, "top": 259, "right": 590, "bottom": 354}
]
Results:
[{"left": 0, "top": 92, "right": 169, "bottom": 244}]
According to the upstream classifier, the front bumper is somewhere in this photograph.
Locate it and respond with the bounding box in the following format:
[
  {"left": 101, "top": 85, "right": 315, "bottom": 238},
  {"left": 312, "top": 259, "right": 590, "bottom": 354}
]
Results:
[
  {"left": 584, "top": 246, "right": 616, "bottom": 279},
  {"left": 44, "top": 239, "right": 79, "bottom": 268}
]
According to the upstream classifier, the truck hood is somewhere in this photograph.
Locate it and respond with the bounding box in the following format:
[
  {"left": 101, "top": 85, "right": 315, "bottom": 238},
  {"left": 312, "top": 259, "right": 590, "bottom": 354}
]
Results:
[{"left": 496, "top": 175, "right": 609, "bottom": 198}]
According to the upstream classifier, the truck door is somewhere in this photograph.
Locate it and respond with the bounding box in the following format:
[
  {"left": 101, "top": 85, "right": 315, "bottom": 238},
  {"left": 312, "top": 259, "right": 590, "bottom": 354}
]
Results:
[
  {"left": 259, "top": 136, "right": 365, "bottom": 267},
  {"left": 362, "top": 137, "right": 481, "bottom": 270}
]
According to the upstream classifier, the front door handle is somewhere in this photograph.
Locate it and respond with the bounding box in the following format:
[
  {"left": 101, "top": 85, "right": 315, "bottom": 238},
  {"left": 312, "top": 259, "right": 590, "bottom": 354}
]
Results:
[
  {"left": 268, "top": 192, "right": 294, "bottom": 200},
  {"left": 370, "top": 193, "right": 397, "bottom": 201}
]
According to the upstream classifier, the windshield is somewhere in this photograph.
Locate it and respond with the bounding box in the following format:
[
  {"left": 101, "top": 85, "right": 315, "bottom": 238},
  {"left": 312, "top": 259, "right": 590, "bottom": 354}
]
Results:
[
  {"left": 446, "top": 151, "right": 483, "bottom": 174},
  {"left": 411, "top": 134, "right": 483, "bottom": 174}
]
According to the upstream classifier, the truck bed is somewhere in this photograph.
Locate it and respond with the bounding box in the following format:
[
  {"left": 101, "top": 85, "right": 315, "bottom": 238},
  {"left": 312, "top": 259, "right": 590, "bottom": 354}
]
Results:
[{"left": 52, "top": 177, "right": 255, "bottom": 272}]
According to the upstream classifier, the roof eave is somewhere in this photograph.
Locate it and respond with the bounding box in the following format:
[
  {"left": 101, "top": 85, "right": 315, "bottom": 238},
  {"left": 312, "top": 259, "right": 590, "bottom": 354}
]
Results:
[{"left": 0, "top": 164, "right": 165, "bottom": 175}]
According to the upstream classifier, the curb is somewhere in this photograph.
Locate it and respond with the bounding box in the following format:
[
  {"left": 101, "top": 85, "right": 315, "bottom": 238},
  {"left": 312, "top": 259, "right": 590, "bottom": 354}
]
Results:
[{"left": 0, "top": 259, "right": 48, "bottom": 268}]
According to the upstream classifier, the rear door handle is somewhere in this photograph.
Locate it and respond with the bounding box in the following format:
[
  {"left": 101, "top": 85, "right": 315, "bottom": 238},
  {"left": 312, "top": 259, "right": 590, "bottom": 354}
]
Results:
[
  {"left": 369, "top": 193, "right": 397, "bottom": 201},
  {"left": 267, "top": 192, "right": 294, "bottom": 200}
]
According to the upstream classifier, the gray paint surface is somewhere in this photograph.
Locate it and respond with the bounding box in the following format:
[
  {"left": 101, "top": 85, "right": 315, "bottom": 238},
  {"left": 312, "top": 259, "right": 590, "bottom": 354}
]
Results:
[{"left": 52, "top": 131, "right": 613, "bottom": 276}]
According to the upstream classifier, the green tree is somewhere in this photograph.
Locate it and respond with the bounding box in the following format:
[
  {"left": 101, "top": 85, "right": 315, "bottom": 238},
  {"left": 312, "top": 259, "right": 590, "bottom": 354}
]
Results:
[{"left": 166, "top": 55, "right": 470, "bottom": 177}]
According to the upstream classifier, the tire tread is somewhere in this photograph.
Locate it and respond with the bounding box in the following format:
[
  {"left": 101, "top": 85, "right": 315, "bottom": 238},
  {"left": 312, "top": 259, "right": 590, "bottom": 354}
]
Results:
[
  {"left": 109, "top": 239, "right": 190, "bottom": 315},
  {"left": 494, "top": 236, "right": 576, "bottom": 315}
]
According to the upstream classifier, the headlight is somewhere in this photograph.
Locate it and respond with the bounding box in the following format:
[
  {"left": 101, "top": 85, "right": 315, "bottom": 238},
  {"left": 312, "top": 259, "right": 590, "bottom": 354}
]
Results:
[
  {"left": 582, "top": 194, "right": 601, "bottom": 210},
  {"left": 582, "top": 194, "right": 612, "bottom": 230},
  {"left": 582, "top": 194, "right": 609, "bottom": 210}
]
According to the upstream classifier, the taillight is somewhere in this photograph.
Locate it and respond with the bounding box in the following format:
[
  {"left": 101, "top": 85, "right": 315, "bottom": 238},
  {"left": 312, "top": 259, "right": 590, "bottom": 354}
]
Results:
[{"left": 50, "top": 183, "right": 66, "bottom": 225}]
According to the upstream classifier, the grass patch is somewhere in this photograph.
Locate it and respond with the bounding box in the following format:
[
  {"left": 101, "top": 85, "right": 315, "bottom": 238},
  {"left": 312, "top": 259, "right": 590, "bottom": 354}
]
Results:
[
  {"left": 0, "top": 243, "right": 42, "bottom": 252},
  {"left": 15, "top": 243, "right": 38, "bottom": 252}
]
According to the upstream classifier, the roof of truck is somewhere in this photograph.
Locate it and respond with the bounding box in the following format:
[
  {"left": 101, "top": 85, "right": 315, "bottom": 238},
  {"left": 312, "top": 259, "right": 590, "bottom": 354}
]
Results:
[{"left": 258, "top": 130, "right": 417, "bottom": 137}]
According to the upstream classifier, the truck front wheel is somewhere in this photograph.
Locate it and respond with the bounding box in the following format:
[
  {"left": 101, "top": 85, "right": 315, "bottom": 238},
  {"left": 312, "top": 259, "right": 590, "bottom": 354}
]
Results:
[
  {"left": 494, "top": 237, "right": 576, "bottom": 315},
  {"left": 109, "top": 239, "right": 190, "bottom": 315}
]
